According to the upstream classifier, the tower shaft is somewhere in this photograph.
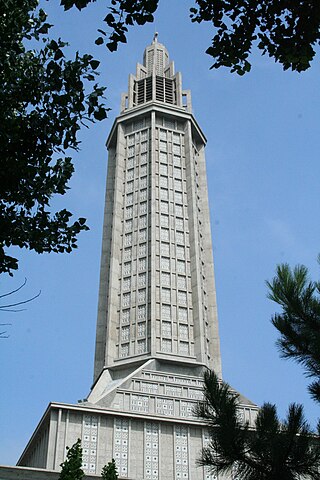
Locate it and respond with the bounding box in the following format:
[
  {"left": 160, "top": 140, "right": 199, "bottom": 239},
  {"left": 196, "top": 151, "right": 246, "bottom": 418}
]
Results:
[{"left": 94, "top": 36, "right": 221, "bottom": 382}]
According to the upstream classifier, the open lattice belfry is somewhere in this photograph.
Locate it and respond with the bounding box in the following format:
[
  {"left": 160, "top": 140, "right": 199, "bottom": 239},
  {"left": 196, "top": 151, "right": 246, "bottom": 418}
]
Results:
[{"left": 17, "top": 36, "right": 258, "bottom": 480}]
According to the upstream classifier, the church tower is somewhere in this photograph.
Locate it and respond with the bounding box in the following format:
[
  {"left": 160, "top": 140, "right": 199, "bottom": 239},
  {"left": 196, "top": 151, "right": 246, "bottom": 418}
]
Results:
[
  {"left": 94, "top": 33, "right": 222, "bottom": 382},
  {"left": 17, "top": 37, "right": 258, "bottom": 480}
]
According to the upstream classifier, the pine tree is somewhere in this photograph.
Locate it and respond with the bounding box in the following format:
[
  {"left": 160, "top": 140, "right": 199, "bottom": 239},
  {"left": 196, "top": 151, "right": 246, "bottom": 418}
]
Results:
[
  {"left": 101, "top": 459, "right": 118, "bottom": 480},
  {"left": 267, "top": 262, "right": 320, "bottom": 403},
  {"left": 196, "top": 370, "right": 320, "bottom": 480},
  {"left": 59, "top": 439, "right": 84, "bottom": 480}
]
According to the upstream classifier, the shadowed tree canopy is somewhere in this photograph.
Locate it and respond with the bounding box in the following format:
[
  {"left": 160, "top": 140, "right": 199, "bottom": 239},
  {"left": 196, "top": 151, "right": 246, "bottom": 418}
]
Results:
[
  {"left": 196, "top": 370, "right": 320, "bottom": 480},
  {"left": 61, "top": 0, "right": 320, "bottom": 75},
  {"left": 59, "top": 439, "right": 84, "bottom": 480},
  {"left": 0, "top": 0, "right": 108, "bottom": 275},
  {"left": 267, "top": 262, "right": 320, "bottom": 404},
  {"left": 101, "top": 459, "right": 119, "bottom": 480}
]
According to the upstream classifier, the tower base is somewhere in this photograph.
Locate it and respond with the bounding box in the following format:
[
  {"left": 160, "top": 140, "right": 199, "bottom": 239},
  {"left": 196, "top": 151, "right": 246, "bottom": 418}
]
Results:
[{"left": 18, "top": 360, "right": 258, "bottom": 480}]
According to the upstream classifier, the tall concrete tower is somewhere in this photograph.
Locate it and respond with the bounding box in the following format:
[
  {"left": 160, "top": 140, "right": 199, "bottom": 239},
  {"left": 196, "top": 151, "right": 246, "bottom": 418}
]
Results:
[
  {"left": 94, "top": 33, "right": 222, "bottom": 384},
  {"left": 17, "top": 37, "right": 258, "bottom": 480}
]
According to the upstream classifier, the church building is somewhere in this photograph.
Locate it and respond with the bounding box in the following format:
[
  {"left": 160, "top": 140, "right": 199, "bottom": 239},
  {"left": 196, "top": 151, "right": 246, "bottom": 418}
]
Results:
[{"left": 15, "top": 36, "right": 258, "bottom": 480}]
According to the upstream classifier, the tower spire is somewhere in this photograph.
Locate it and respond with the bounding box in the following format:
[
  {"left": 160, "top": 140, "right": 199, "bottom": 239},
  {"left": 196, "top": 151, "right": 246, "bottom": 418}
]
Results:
[{"left": 121, "top": 39, "right": 193, "bottom": 113}]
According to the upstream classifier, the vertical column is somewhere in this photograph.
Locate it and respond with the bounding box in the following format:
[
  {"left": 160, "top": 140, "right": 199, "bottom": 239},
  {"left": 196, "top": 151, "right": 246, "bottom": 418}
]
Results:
[
  {"left": 82, "top": 414, "right": 98, "bottom": 474},
  {"left": 174, "top": 425, "right": 189, "bottom": 479},
  {"left": 145, "top": 422, "right": 159, "bottom": 480},
  {"left": 150, "top": 110, "right": 157, "bottom": 356},
  {"left": 114, "top": 418, "right": 129, "bottom": 477}
]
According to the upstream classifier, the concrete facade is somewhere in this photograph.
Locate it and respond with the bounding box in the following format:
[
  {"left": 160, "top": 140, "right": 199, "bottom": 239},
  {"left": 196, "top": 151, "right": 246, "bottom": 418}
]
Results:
[{"left": 14, "top": 37, "right": 258, "bottom": 480}]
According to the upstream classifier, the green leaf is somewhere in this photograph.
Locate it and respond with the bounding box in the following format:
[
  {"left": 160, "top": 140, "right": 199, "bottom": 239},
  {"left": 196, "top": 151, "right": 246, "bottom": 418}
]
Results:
[
  {"left": 90, "top": 59, "right": 100, "bottom": 70},
  {"left": 95, "top": 36, "right": 104, "bottom": 45},
  {"left": 93, "top": 107, "right": 107, "bottom": 121}
]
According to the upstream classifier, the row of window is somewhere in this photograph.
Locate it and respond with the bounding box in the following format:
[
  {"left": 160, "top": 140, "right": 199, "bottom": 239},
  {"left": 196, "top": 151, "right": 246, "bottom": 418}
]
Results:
[
  {"left": 124, "top": 224, "right": 186, "bottom": 244},
  {"left": 121, "top": 288, "right": 189, "bottom": 307},
  {"left": 120, "top": 305, "right": 190, "bottom": 325},
  {"left": 125, "top": 200, "right": 186, "bottom": 218},
  {"left": 123, "top": 256, "right": 147, "bottom": 272},
  {"left": 158, "top": 129, "right": 182, "bottom": 144},
  {"left": 160, "top": 257, "right": 186, "bottom": 272},
  {"left": 125, "top": 117, "right": 150, "bottom": 134},
  {"left": 127, "top": 141, "right": 148, "bottom": 157},
  {"left": 122, "top": 274, "right": 147, "bottom": 290},
  {"left": 155, "top": 116, "right": 184, "bottom": 131},
  {"left": 159, "top": 176, "right": 183, "bottom": 191},
  {"left": 161, "top": 322, "right": 189, "bottom": 340},
  {"left": 158, "top": 141, "right": 182, "bottom": 156},
  {"left": 158, "top": 163, "right": 182, "bottom": 177},
  {"left": 121, "top": 272, "right": 188, "bottom": 291},
  {"left": 119, "top": 339, "right": 191, "bottom": 358},
  {"left": 127, "top": 129, "right": 149, "bottom": 145},
  {"left": 121, "top": 322, "right": 147, "bottom": 341},
  {"left": 120, "top": 339, "right": 146, "bottom": 357},
  {"left": 121, "top": 306, "right": 147, "bottom": 323},
  {"left": 122, "top": 253, "right": 188, "bottom": 274},
  {"left": 124, "top": 212, "right": 187, "bottom": 235},
  {"left": 161, "top": 339, "right": 189, "bottom": 355},
  {"left": 121, "top": 322, "right": 189, "bottom": 342},
  {"left": 126, "top": 153, "right": 148, "bottom": 170},
  {"left": 122, "top": 290, "right": 147, "bottom": 306},
  {"left": 160, "top": 227, "right": 185, "bottom": 242},
  {"left": 161, "top": 305, "right": 188, "bottom": 321},
  {"left": 126, "top": 165, "right": 148, "bottom": 180},
  {"left": 158, "top": 152, "right": 183, "bottom": 168},
  {"left": 125, "top": 150, "right": 183, "bottom": 170}
]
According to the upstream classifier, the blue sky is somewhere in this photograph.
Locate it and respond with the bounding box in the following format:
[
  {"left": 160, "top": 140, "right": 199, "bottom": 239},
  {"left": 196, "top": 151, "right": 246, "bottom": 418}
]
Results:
[{"left": 1, "top": 0, "right": 320, "bottom": 466}]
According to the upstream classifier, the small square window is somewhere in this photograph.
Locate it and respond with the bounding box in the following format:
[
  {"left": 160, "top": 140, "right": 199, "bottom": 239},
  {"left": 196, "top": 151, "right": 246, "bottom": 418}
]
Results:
[
  {"left": 174, "top": 179, "right": 182, "bottom": 191},
  {"left": 174, "top": 167, "right": 182, "bottom": 179},
  {"left": 140, "top": 152, "right": 147, "bottom": 164},
  {"left": 159, "top": 129, "right": 167, "bottom": 141},
  {"left": 140, "top": 176, "right": 148, "bottom": 188},
  {"left": 173, "top": 155, "right": 181, "bottom": 167},
  {"left": 126, "top": 193, "right": 133, "bottom": 205},
  {"left": 159, "top": 140, "right": 167, "bottom": 152},
  {"left": 160, "top": 175, "right": 168, "bottom": 188},
  {"left": 160, "top": 214, "right": 169, "bottom": 227},
  {"left": 127, "top": 168, "right": 134, "bottom": 181},
  {"left": 128, "top": 145, "right": 135, "bottom": 156},
  {"left": 159, "top": 163, "right": 168, "bottom": 176},
  {"left": 127, "top": 134, "right": 135, "bottom": 146},
  {"left": 161, "top": 242, "right": 170, "bottom": 256},
  {"left": 161, "top": 257, "right": 170, "bottom": 270},
  {"left": 160, "top": 201, "right": 169, "bottom": 214},
  {"left": 161, "top": 304, "right": 171, "bottom": 320},
  {"left": 139, "top": 257, "right": 147, "bottom": 270},
  {"left": 140, "top": 129, "right": 148, "bottom": 141},
  {"left": 140, "top": 164, "right": 148, "bottom": 176},
  {"left": 159, "top": 151, "right": 167, "bottom": 163},
  {"left": 160, "top": 188, "right": 168, "bottom": 200},
  {"left": 161, "top": 228, "right": 169, "bottom": 241},
  {"left": 162, "top": 287, "right": 171, "bottom": 302},
  {"left": 141, "top": 141, "right": 148, "bottom": 153},
  {"left": 127, "top": 180, "right": 134, "bottom": 192}
]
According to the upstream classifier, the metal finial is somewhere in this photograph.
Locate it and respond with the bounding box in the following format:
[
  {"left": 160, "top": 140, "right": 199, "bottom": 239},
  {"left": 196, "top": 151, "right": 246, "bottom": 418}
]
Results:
[{"left": 153, "top": 32, "right": 158, "bottom": 43}]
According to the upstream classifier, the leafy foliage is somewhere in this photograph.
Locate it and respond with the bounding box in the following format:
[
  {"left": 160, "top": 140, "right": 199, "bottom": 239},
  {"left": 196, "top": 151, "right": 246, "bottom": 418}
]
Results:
[
  {"left": 0, "top": 0, "right": 108, "bottom": 275},
  {"left": 61, "top": 0, "right": 159, "bottom": 52},
  {"left": 101, "top": 459, "right": 118, "bottom": 480},
  {"left": 196, "top": 370, "right": 320, "bottom": 480},
  {"left": 267, "top": 262, "right": 320, "bottom": 403},
  {"left": 190, "top": 0, "right": 320, "bottom": 74},
  {"left": 60, "top": 0, "right": 320, "bottom": 74},
  {"left": 59, "top": 439, "right": 84, "bottom": 480}
]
